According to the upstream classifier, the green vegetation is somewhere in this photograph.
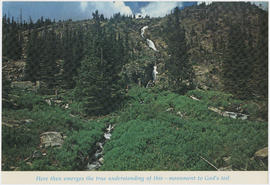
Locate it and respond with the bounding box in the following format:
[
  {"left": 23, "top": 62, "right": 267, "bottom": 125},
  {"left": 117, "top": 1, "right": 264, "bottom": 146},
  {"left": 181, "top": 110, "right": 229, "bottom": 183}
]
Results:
[
  {"left": 100, "top": 87, "right": 267, "bottom": 170},
  {"left": 2, "top": 90, "right": 108, "bottom": 170},
  {"left": 1, "top": 85, "right": 268, "bottom": 171}
]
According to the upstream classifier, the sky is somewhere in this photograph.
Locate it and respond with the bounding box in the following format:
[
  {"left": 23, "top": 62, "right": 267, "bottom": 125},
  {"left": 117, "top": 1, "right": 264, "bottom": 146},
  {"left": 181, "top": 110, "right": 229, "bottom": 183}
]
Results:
[{"left": 2, "top": 1, "right": 268, "bottom": 22}]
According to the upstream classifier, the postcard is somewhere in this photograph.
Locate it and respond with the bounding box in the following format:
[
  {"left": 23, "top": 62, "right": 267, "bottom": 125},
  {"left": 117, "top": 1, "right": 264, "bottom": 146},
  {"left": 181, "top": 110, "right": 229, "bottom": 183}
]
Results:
[{"left": 1, "top": 1, "right": 268, "bottom": 184}]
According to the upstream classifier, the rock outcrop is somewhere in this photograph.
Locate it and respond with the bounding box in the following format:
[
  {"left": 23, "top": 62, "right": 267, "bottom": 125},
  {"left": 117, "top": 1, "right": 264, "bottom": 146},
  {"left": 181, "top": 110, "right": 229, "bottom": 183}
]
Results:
[
  {"left": 208, "top": 106, "right": 248, "bottom": 120},
  {"left": 2, "top": 58, "right": 26, "bottom": 81},
  {"left": 40, "top": 132, "right": 66, "bottom": 148},
  {"left": 254, "top": 147, "right": 268, "bottom": 160}
]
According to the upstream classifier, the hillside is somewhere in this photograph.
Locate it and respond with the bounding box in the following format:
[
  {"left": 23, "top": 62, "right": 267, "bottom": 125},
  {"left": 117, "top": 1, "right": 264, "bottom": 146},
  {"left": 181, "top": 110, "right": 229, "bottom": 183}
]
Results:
[
  {"left": 3, "top": 2, "right": 267, "bottom": 95},
  {"left": 2, "top": 2, "right": 268, "bottom": 171}
]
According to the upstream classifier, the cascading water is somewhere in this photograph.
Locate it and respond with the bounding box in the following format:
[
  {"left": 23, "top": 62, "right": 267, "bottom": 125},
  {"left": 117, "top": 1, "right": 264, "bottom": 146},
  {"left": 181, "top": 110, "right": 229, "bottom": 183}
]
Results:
[
  {"left": 141, "top": 26, "right": 148, "bottom": 38},
  {"left": 147, "top": 39, "right": 158, "bottom": 51},
  {"left": 152, "top": 65, "right": 158, "bottom": 82},
  {"left": 140, "top": 26, "right": 159, "bottom": 83},
  {"left": 86, "top": 124, "right": 114, "bottom": 171},
  {"left": 140, "top": 26, "right": 158, "bottom": 51}
]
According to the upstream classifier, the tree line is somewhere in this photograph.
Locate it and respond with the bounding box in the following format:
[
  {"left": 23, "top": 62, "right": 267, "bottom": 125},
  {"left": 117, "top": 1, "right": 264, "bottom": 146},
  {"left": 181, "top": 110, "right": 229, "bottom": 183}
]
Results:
[
  {"left": 2, "top": 15, "right": 23, "bottom": 60},
  {"left": 221, "top": 7, "right": 268, "bottom": 101},
  {"left": 3, "top": 11, "right": 131, "bottom": 115},
  {"left": 164, "top": 7, "right": 195, "bottom": 94},
  {"left": 164, "top": 3, "right": 268, "bottom": 101},
  {"left": 3, "top": 3, "right": 268, "bottom": 115},
  {"left": 74, "top": 10, "right": 130, "bottom": 114}
]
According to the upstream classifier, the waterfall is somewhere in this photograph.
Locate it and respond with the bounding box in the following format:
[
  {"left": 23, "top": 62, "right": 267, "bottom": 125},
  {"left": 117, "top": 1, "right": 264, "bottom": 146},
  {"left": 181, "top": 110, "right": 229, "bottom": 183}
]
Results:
[
  {"left": 147, "top": 39, "right": 158, "bottom": 51},
  {"left": 140, "top": 25, "right": 159, "bottom": 83},
  {"left": 153, "top": 65, "right": 158, "bottom": 82},
  {"left": 140, "top": 26, "right": 158, "bottom": 52},
  {"left": 141, "top": 26, "right": 148, "bottom": 38}
]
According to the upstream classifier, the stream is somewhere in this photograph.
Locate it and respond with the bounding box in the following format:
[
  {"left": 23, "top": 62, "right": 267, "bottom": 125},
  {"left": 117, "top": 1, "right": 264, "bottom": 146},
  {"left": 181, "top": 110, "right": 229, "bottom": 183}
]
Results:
[{"left": 86, "top": 124, "right": 114, "bottom": 170}]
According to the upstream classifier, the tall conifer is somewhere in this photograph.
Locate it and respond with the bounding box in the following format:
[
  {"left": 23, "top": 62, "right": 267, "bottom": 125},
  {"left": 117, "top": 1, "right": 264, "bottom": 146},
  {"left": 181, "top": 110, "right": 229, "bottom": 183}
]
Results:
[{"left": 165, "top": 8, "right": 194, "bottom": 94}]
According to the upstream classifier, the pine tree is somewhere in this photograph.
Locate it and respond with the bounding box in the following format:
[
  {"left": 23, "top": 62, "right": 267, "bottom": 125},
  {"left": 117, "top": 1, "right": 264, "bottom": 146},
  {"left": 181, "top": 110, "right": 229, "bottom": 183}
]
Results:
[
  {"left": 2, "top": 14, "right": 9, "bottom": 58},
  {"left": 165, "top": 8, "right": 194, "bottom": 94},
  {"left": 222, "top": 24, "right": 251, "bottom": 99},
  {"left": 251, "top": 13, "right": 268, "bottom": 99},
  {"left": 123, "top": 30, "right": 130, "bottom": 64},
  {"left": 39, "top": 27, "right": 58, "bottom": 89},
  {"left": 75, "top": 11, "right": 124, "bottom": 115},
  {"left": 2, "top": 16, "right": 22, "bottom": 60},
  {"left": 25, "top": 29, "right": 41, "bottom": 82},
  {"left": 76, "top": 35, "right": 124, "bottom": 115},
  {"left": 73, "top": 28, "right": 85, "bottom": 77},
  {"left": 62, "top": 25, "right": 83, "bottom": 89}
]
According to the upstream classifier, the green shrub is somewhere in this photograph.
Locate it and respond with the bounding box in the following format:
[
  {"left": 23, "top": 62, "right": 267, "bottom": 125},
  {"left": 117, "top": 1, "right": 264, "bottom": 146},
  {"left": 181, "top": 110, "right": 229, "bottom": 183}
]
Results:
[
  {"left": 3, "top": 86, "right": 267, "bottom": 171},
  {"left": 186, "top": 90, "right": 243, "bottom": 108},
  {"left": 2, "top": 126, "right": 39, "bottom": 170},
  {"left": 13, "top": 91, "right": 45, "bottom": 110},
  {"left": 2, "top": 89, "right": 108, "bottom": 171},
  {"left": 54, "top": 120, "right": 106, "bottom": 170},
  {"left": 100, "top": 87, "right": 268, "bottom": 171}
]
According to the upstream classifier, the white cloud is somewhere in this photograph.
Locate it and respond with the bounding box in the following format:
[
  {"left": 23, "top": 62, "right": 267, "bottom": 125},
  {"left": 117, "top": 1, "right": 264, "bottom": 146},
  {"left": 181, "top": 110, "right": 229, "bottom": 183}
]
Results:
[
  {"left": 140, "top": 2, "right": 183, "bottom": 17},
  {"left": 197, "top": 1, "right": 213, "bottom": 6},
  {"left": 113, "top": 1, "right": 133, "bottom": 15},
  {"left": 80, "top": 1, "right": 132, "bottom": 17},
  {"left": 80, "top": 1, "right": 88, "bottom": 12},
  {"left": 252, "top": 2, "right": 268, "bottom": 11}
]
